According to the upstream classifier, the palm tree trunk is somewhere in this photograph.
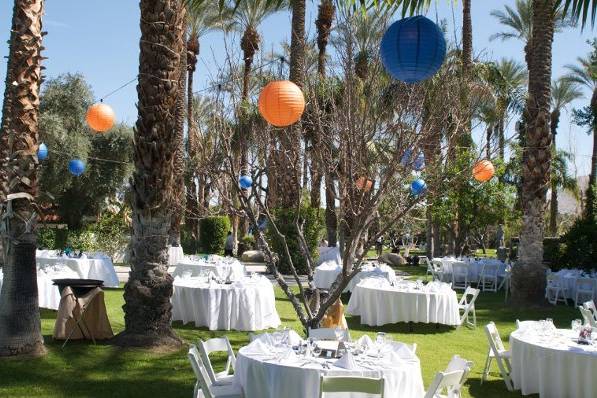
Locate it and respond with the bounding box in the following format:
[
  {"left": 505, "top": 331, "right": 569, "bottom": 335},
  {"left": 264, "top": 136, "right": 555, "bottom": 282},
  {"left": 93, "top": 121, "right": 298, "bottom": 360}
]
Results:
[
  {"left": 512, "top": 0, "right": 555, "bottom": 305},
  {"left": 549, "top": 109, "right": 560, "bottom": 236},
  {"left": 0, "top": 0, "right": 46, "bottom": 357},
  {"left": 462, "top": 0, "right": 472, "bottom": 76},
  {"left": 186, "top": 35, "right": 200, "bottom": 242},
  {"left": 324, "top": 173, "right": 337, "bottom": 246},
  {"left": 115, "top": 0, "right": 185, "bottom": 348},
  {"left": 486, "top": 124, "right": 492, "bottom": 159},
  {"left": 586, "top": 88, "right": 597, "bottom": 219},
  {"left": 169, "top": 30, "right": 188, "bottom": 247}
]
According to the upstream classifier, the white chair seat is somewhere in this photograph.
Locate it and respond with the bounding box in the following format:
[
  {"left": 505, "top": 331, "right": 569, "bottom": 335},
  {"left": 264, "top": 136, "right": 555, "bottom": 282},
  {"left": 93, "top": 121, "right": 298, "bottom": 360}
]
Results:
[
  {"left": 213, "top": 375, "right": 236, "bottom": 386},
  {"left": 196, "top": 384, "right": 242, "bottom": 398}
]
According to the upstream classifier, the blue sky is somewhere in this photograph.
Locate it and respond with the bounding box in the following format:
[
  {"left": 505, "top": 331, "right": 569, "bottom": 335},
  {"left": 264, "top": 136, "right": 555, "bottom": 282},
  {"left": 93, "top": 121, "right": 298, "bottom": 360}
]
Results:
[{"left": 0, "top": 0, "right": 594, "bottom": 176}]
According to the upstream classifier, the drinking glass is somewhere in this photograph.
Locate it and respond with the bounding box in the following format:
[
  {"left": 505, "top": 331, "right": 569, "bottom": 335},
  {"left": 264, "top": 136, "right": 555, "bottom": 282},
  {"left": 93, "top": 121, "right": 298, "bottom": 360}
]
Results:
[
  {"left": 376, "top": 332, "right": 386, "bottom": 358},
  {"left": 571, "top": 319, "right": 582, "bottom": 333},
  {"left": 546, "top": 318, "right": 555, "bottom": 333}
]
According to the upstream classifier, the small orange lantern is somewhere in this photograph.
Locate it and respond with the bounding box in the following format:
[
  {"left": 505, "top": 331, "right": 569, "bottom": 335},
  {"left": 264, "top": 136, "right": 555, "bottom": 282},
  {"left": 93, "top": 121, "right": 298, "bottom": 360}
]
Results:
[
  {"left": 473, "top": 159, "right": 495, "bottom": 182},
  {"left": 355, "top": 177, "right": 373, "bottom": 192},
  {"left": 86, "top": 103, "right": 115, "bottom": 132},
  {"left": 258, "top": 81, "right": 305, "bottom": 127}
]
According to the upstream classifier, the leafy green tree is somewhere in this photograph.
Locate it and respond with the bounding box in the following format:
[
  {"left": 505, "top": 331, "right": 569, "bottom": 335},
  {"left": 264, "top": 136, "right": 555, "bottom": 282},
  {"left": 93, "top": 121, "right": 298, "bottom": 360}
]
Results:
[{"left": 38, "top": 74, "right": 133, "bottom": 229}]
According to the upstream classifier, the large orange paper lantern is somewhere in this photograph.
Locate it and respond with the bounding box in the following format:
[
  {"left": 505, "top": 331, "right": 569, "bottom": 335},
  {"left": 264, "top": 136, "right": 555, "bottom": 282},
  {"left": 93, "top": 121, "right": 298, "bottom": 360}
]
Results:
[
  {"left": 473, "top": 160, "right": 495, "bottom": 182},
  {"left": 86, "top": 103, "right": 115, "bottom": 132},
  {"left": 355, "top": 177, "right": 373, "bottom": 192},
  {"left": 258, "top": 81, "right": 305, "bottom": 127}
]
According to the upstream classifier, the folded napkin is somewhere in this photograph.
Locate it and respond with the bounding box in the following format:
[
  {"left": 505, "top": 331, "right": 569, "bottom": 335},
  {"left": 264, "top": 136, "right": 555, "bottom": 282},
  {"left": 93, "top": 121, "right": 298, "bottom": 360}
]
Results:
[
  {"left": 244, "top": 339, "right": 272, "bottom": 356},
  {"left": 277, "top": 346, "right": 297, "bottom": 361},
  {"left": 392, "top": 343, "right": 416, "bottom": 360},
  {"left": 357, "top": 335, "right": 373, "bottom": 349},
  {"left": 334, "top": 351, "right": 358, "bottom": 369}
]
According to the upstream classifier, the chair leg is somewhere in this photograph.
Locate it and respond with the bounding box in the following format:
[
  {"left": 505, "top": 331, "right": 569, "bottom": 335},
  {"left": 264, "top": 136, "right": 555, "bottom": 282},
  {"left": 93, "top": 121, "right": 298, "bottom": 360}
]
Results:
[
  {"left": 495, "top": 356, "right": 514, "bottom": 391},
  {"left": 481, "top": 350, "right": 492, "bottom": 384},
  {"left": 472, "top": 306, "right": 476, "bottom": 327}
]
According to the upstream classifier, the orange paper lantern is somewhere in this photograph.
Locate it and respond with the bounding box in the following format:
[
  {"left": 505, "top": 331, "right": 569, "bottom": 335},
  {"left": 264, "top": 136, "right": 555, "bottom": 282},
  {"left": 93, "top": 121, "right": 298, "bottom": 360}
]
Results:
[
  {"left": 258, "top": 81, "right": 305, "bottom": 127},
  {"left": 473, "top": 160, "right": 495, "bottom": 182},
  {"left": 355, "top": 177, "right": 373, "bottom": 192},
  {"left": 86, "top": 103, "right": 115, "bottom": 132}
]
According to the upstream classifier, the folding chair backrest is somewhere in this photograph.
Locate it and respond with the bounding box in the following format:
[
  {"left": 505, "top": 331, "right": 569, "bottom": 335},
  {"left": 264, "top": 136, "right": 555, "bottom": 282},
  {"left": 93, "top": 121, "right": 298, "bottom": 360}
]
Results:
[
  {"left": 319, "top": 376, "right": 384, "bottom": 397},
  {"left": 423, "top": 370, "right": 465, "bottom": 398},
  {"left": 453, "top": 262, "right": 468, "bottom": 276},
  {"left": 308, "top": 327, "right": 351, "bottom": 342},
  {"left": 420, "top": 256, "right": 431, "bottom": 268},
  {"left": 579, "top": 306, "right": 597, "bottom": 328},
  {"left": 483, "top": 264, "right": 499, "bottom": 276},
  {"left": 445, "top": 354, "right": 472, "bottom": 373},
  {"left": 584, "top": 300, "right": 597, "bottom": 321},
  {"left": 188, "top": 345, "right": 213, "bottom": 398},
  {"left": 198, "top": 337, "right": 236, "bottom": 384},
  {"left": 459, "top": 287, "right": 479, "bottom": 306},
  {"left": 576, "top": 278, "right": 595, "bottom": 292},
  {"left": 485, "top": 322, "right": 506, "bottom": 354},
  {"left": 546, "top": 273, "right": 560, "bottom": 286},
  {"left": 432, "top": 259, "right": 443, "bottom": 271}
]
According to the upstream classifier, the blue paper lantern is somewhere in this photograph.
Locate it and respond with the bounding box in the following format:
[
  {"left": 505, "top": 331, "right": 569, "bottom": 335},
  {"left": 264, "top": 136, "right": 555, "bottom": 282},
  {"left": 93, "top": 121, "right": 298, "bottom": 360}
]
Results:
[
  {"left": 400, "top": 148, "right": 413, "bottom": 167},
  {"left": 380, "top": 16, "right": 447, "bottom": 83},
  {"left": 411, "top": 179, "right": 427, "bottom": 196},
  {"left": 68, "top": 159, "right": 85, "bottom": 176},
  {"left": 38, "top": 143, "right": 48, "bottom": 161},
  {"left": 239, "top": 175, "right": 252, "bottom": 189}
]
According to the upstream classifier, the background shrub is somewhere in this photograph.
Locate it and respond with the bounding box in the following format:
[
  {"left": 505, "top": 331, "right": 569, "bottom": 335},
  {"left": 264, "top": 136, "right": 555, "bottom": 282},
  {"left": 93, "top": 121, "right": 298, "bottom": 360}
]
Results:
[
  {"left": 557, "top": 217, "right": 596, "bottom": 271},
  {"left": 199, "top": 216, "right": 231, "bottom": 254},
  {"left": 267, "top": 206, "right": 321, "bottom": 274}
]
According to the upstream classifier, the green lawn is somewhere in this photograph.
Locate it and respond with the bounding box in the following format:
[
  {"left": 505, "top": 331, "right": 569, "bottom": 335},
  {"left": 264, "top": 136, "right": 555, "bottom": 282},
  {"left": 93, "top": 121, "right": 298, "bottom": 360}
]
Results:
[{"left": 0, "top": 268, "right": 579, "bottom": 398}]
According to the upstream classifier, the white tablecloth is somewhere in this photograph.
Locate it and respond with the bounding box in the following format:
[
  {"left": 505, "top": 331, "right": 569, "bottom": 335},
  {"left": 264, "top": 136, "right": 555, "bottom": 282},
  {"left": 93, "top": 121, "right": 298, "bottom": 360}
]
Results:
[
  {"left": 171, "top": 275, "right": 280, "bottom": 331},
  {"left": 510, "top": 327, "right": 597, "bottom": 397},
  {"left": 317, "top": 246, "right": 341, "bottom": 265},
  {"left": 347, "top": 279, "right": 460, "bottom": 326},
  {"left": 168, "top": 246, "right": 185, "bottom": 266},
  {"left": 553, "top": 269, "right": 597, "bottom": 301},
  {"left": 36, "top": 254, "right": 119, "bottom": 287},
  {"left": 314, "top": 261, "right": 397, "bottom": 292},
  {"left": 234, "top": 336, "right": 425, "bottom": 398},
  {"left": 435, "top": 257, "right": 507, "bottom": 282},
  {"left": 172, "top": 258, "right": 246, "bottom": 281}
]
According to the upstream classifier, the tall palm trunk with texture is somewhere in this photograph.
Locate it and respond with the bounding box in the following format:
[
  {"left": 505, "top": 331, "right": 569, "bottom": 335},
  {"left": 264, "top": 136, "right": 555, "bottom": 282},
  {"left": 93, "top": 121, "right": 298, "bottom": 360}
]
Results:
[
  {"left": 277, "top": 0, "right": 306, "bottom": 208},
  {"left": 549, "top": 108, "right": 560, "bottom": 236},
  {"left": 512, "top": 0, "right": 555, "bottom": 304},
  {"left": 587, "top": 88, "right": 597, "bottom": 219},
  {"left": 0, "top": 0, "right": 46, "bottom": 357},
  {"left": 116, "top": 0, "right": 185, "bottom": 348},
  {"left": 186, "top": 34, "right": 200, "bottom": 242},
  {"left": 170, "top": 31, "right": 188, "bottom": 247}
]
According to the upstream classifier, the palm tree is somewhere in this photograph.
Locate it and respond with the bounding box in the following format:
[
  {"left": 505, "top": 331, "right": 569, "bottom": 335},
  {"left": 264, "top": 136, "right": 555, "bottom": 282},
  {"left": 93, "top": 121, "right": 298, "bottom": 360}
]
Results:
[
  {"left": 549, "top": 78, "right": 583, "bottom": 235},
  {"left": 185, "top": 3, "right": 227, "bottom": 242},
  {"left": 490, "top": 0, "right": 572, "bottom": 69},
  {"left": 511, "top": 0, "right": 556, "bottom": 304},
  {"left": 115, "top": 0, "right": 186, "bottom": 348},
  {"left": 564, "top": 48, "right": 597, "bottom": 219},
  {"left": 0, "top": 0, "right": 46, "bottom": 357}
]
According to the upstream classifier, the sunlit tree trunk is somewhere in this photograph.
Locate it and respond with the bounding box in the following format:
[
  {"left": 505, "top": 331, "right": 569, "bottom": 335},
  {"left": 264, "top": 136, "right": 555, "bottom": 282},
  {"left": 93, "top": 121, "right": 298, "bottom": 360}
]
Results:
[
  {"left": 0, "top": 0, "right": 46, "bottom": 358},
  {"left": 115, "top": 0, "right": 185, "bottom": 348},
  {"left": 513, "top": 0, "right": 554, "bottom": 304}
]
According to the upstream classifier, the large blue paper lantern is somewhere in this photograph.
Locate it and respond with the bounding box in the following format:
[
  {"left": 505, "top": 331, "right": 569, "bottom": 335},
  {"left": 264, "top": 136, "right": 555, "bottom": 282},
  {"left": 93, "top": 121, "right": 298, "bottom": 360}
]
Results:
[
  {"left": 411, "top": 179, "right": 427, "bottom": 196},
  {"left": 68, "top": 159, "right": 85, "bottom": 176},
  {"left": 38, "top": 143, "right": 48, "bottom": 161},
  {"left": 380, "top": 16, "right": 447, "bottom": 83},
  {"left": 239, "top": 175, "right": 252, "bottom": 189}
]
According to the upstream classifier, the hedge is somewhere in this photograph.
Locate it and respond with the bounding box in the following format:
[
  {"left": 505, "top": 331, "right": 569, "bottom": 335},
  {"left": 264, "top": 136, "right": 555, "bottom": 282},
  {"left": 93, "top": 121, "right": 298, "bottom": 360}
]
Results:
[{"left": 199, "top": 216, "right": 231, "bottom": 254}]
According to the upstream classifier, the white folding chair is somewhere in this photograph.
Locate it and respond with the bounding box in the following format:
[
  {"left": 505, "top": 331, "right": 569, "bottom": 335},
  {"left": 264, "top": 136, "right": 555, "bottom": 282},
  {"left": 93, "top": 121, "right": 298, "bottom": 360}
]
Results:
[
  {"left": 188, "top": 345, "right": 243, "bottom": 398},
  {"left": 308, "top": 327, "right": 351, "bottom": 342},
  {"left": 482, "top": 322, "right": 513, "bottom": 391},
  {"left": 451, "top": 261, "right": 469, "bottom": 290},
  {"left": 575, "top": 278, "right": 595, "bottom": 308},
  {"left": 423, "top": 370, "right": 465, "bottom": 398},
  {"left": 458, "top": 287, "right": 480, "bottom": 328},
  {"left": 545, "top": 273, "right": 567, "bottom": 305},
  {"left": 498, "top": 263, "right": 512, "bottom": 302},
  {"left": 444, "top": 355, "right": 473, "bottom": 398},
  {"left": 432, "top": 259, "right": 444, "bottom": 282},
  {"left": 198, "top": 337, "right": 236, "bottom": 386},
  {"left": 480, "top": 264, "right": 499, "bottom": 292},
  {"left": 319, "top": 375, "right": 384, "bottom": 397},
  {"left": 583, "top": 300, "right": 597, "bottom": 322},
  {"left": 579, "top": 306, "right": 597, "bottom": 328},
  {"left": 421, "top": 256, "right": 433, "bottom": 277}
]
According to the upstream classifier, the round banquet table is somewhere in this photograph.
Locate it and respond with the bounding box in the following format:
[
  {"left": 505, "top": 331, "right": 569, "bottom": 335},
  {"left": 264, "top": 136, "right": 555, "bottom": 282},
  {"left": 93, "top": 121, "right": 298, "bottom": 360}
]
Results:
[
  {"left": 168, "top": 245, "right": 185, "bottom": 266},
  {"left": 172, "top": 258, "right": 246, "bottom": 281},
  {"left": 510, "top": 328, "right": 597, "bottom": 398},
  {"left": 234, "top": 341, "right": 425, "bottom": 398},
  {"left": 347, "top": 279, "right": 461, "bottom": 326},
  {"left": 554, "top": 269, "right": 597, "bottom": 301},
  {"left": 36, "top": 254, "right": 119, "bottom": 288},
  {"left": 436, "top": 257, "right": 506, "bottom": 283},
  {"left": 314, "top": 261, "right": 397, "bottom": 292},
  {"left": 171, "top": 275, "right": 280, "bottom": 331}
]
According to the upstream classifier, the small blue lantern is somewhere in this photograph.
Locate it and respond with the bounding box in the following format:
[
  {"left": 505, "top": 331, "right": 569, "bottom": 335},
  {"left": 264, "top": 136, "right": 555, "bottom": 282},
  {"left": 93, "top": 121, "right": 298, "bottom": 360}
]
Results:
[
  {"left": 38, "top": 143, "right": 48, "bottom": 161},
  {"left": 411, "top": 179, "right": 427, "bottom": 196},
  {"left": 380, "top": 16, "right": 447, "bottom": 83},
  {"left": 239, "top": 175, "right": 252, "bottom": 189},
  {"left": 68, "top": 159, "right": 85, "bottom": 176}
]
